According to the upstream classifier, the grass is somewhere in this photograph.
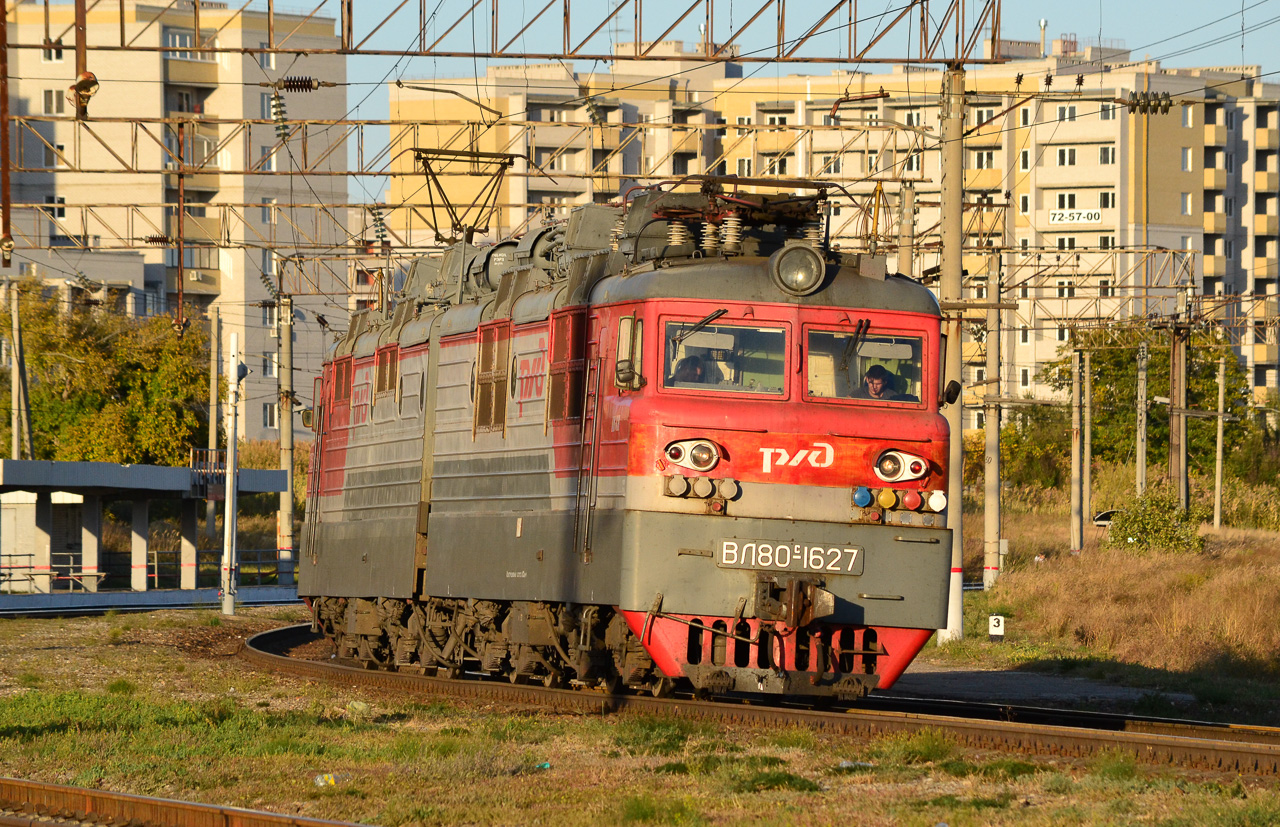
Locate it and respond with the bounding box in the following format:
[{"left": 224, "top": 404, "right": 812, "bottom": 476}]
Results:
[{"left": 4, "top": 609, "right": 1280, "bottom": 825}]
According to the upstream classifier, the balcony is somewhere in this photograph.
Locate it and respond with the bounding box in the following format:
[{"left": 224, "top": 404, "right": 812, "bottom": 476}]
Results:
[
  {"left": 164, "top": 58, "right": 220, "bottom": 87},
  {"left": 1204, "top": 123, "right": 1228, "bottom": 145},
  {"left": 1203, "top": 254, "right": 1226, "bottom": 277},
  {"left": 1256, "top": 127, "right": 1280, "bottom": 149},
  {"left": 1255, "top": 170, "right": 1279, "bottom": 192},
  {"left": 1204, "top": 212, "right": 1227, "bottom": 235},
  {"left": 965, "top": 168, "right": 1003, "bottom": 190},
  {"left": 1252, "top": 257, "right": 1277, "bottom": 278},
  {"left": 1252, "top": 296, "right": 1280, "bottom": 319},
  {"left": 962, "top": 340, "right": 985, "bottom": 363},
  {"left": 1254, "top": 214, "right": 1279, "bottom": 236},
  {"left": 968, "top": 210, "right": 1005, "bottom": 236},
  {"left": 1203, "top": 168, "right": 1227, "bottom": 190},
  {"left": 669, "top": 128, "right": 703, "bottom": 156},
  {"left": 166, "top": 214, "right": 222, "bottom": 242},
  {"left": 166, "top": 267, "right": 220, "bottom": 296},
  {"left": 1254, "top": 342, "right": 1279, "bottom": 364}
]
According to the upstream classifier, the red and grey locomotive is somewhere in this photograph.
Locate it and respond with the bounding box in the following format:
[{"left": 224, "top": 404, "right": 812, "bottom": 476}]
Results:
[{"left": 300, "top": 176, "right": 953, "bottom": 700}]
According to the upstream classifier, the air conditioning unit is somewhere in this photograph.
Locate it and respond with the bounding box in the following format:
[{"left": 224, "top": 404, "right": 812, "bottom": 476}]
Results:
[{"left": 188, "top": 271, "right": 203, "bottom": 282}]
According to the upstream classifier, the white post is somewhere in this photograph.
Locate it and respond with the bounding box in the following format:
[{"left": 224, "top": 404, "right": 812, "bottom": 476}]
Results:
[
  {"left": 222, "top": 332, "right": 242, "bottom": 616},
  {"left": 1214, "top": 357, "right": 1225, "bottom": 529}
]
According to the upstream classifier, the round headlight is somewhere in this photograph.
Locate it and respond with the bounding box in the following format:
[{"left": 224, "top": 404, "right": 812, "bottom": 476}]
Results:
[
  {"left": 770, "top": 244, "right": 824, "bottom": 296},
  {"left": 876, "top": 453, "right": 903, "bottom": 480},
  {"left": 689, "top": 443, "right": 716, "bottom": 469}
]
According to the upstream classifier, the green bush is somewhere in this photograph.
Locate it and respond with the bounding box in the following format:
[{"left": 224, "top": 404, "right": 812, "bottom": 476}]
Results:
[{"left": 1103, "top": 486, "right": 1209, "bottom": 553}]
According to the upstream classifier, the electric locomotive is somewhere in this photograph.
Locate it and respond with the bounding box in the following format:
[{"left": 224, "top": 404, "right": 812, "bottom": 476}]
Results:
[{"left": 300, "top": 176, "right": 953, "bottom": 700}]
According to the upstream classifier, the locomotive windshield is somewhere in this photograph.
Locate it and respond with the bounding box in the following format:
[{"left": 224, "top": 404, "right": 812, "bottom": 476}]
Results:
[
  {"left": 806, "top": 329, "right": 923, "bottom": 403},
  {"left": 663, "top": 321, "right": 786, "bottom": 395}
]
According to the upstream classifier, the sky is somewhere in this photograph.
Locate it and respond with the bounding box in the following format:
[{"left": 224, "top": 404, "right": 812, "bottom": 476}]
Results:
[{"left": 330, "top": 0, "right": 1280, "bottom": 201}]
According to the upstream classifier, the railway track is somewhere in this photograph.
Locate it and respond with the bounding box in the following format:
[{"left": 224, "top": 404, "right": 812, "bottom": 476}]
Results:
[
  {"left": 244, "top": 624, "right": 1280, "bottom": 777},
  {"left": 0, "top": 778, "right": 360, "bottom": 827}
]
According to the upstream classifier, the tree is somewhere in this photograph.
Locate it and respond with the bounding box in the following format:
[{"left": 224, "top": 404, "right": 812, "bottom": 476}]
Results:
[
  {"left": 1041, "top": 327, "right": 1254, "bottom": 470},
  {"left": 1, "top": 279, "right": 211, "bottom": 465}
]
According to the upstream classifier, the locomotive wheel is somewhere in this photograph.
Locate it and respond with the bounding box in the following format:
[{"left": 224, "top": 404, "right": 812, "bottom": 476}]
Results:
[
  {"left": 541, "top": 672, "right": 562, "bottom": 689},
  {"left": 438, "top": 665, "right": 461, "bottom": 680},
  {"left": 650, "top": 678, "right": 674, "bottom": 698}
]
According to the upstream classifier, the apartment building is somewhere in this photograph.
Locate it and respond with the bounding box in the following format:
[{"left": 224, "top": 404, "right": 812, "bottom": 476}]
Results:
[
  {"left": 386, "top": 35, "right": 1278, "bottom": 412},
  {"left": 5, "top": 1, "right": 349, "bottom": 440}
]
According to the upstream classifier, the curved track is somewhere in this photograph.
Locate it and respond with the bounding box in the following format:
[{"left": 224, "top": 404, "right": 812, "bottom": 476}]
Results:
[{"left": 246, "top": 624, "right": 1280, "bottom": 777}]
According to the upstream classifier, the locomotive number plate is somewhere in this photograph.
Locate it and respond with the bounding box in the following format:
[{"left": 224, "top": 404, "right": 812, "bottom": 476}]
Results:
[{"left": 717, "top": 540, "right": 864, "bottom": 575}]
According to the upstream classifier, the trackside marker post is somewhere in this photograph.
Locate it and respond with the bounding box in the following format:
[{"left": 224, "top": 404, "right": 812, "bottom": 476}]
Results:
[{"left": 988, "top": 615, "right": 1005, "bottom": 643}]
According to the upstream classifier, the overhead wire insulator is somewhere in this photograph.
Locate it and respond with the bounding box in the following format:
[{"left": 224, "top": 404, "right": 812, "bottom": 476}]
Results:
[
  {"left": 271, "top": 92, "right": 289, "bottom": 141},
  {"left": 369, "top": 204, "right": 388, "bottom": 244},
  {"left": 144, "top": 235, "right": 172, "bottom": 246},
  {"left": 281, "top": 76, "right": 320, "bottom": 93}
]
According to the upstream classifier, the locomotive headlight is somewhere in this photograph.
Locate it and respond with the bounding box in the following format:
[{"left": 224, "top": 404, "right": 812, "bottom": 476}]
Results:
[
  {"left": 874, "top": 449, "right": 930, "bottom": 483},
  {"left": 663, "top": 439, "right": 722, "bottom": 472},
  {"left": 769, "top": 243, "right": 825, "bottom": 296}
]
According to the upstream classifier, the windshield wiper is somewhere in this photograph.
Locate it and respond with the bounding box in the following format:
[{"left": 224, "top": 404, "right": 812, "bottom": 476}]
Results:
[{"left": 673, "top": 308, "right": 728, "bottom": 346}]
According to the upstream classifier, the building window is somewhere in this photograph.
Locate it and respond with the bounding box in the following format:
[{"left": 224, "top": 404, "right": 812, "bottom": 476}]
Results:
[
  {"left": 1019, "top": 238, "right": 1029, "bottom": 251},
  {"left": 261, "top": 353, "right": 278, "bottom": 378},
  {"left": 736, "top": 116, "right": 751, "bottom": 136},
  {"left": 1020, "top": 368, "right": 1030, "bottom": 388},
  {"left": 261, "top": 251, "right": 277, "bottom": 287},
  {"left": 1056, "top": 193, "right": 1077, "bottom": 210},
  {"left": 164, "top": 28, "right": 216, "bottom": 62},
  {"left": 1182, "top": 105, "right": 1193, "bottom": 128},
  {"left": 1020, "top": 149, "right": 1030, "bottom": 171},
  {"left": 42, "top": 44, "right": 64, "bottom": 62},
  {"left": 260, "top": 92, "right": 273, "bottom": 119},
  {"left": 1226, "top": 239, "right": 1234, "bottom": 258},
  {"left": 1100, "top": 103, "right": 1115, "bottom": 121},
  {"left": 1227, "top": 110, "right": 1236, "bottom": 130},
  {"left": 259, "top": 43, "right": 275, "bottom": 69},
  {"left": 1057, "top": 105, "right": 1077, "bottom": 122},
  {"left": 1099, "top": 146, "right": 1116, "bottom": 165},
  {"left": 1100, "top": 191, "right": 1116, "bottom": 209},
  {"left": 1020, "top": 326, "right": 1030, "bottom": 344},
  {"left": 1100, "top": 279, "right": 1116, "bottom": 297},
  {"left": 1181, "top": 147, "right": 1193, "bottom": 171},
  {"left": 1056, "top": 147, "right": 1076, "bottom": 166},
  {"left": 1019, "top": 285, "right": 1030, "bottom": 298},
  {"left": 904, "top": 111, "right": 921, "bottom": 127},
  {"left": 821, "top": 114, "right": 836, "bottom": 126},
  {"left": 1020, "top": 107, "right": 1031, "bottom": 126},
  {"left": 1100, "top": 235, "right": 1116, "bottom": 250},
  {"left": 262, "top": 402, "right": 278, "bottom": 430},
  {"left": 44, "top": 196, "right": 66, "bottom": 219},
  {"left": 818, "top": 154, "right": 841, "bottom": 174},
  {"left": 261, "top": 198, "right": 276, "bottom": 224},
  {"left": 260, "top": 146, "right": 276, "bottom": 172},
  {"left": 764, "top": 155, "right": 788, "bottom": 175},
  {"left": 1226, "top": 153, "right": 1235, "bottom": 173},
  {"left": 1058, "top": 326, "right": 1069, "bottom": 342},
  {"left": 43, "top": 143, "right": 66, "bottom": 168},
  {"left": 1019, "top": 194, "right": 1029, "bottom": 214},
  {"left": 1181, "top": 193, "right": 1192, "bottom": 215},
  {"left": 766, "top": 114, "right": 788, "bottom": 127},
  {"left": 973, "top": 150, "right": 995, "bottom": 169},
  {"left": 1180, "top": 235, "right": 1193, "bottom": 250},
  {"left": 1056, "top": 279, "right": 1076, "bottom": 298},
  {"left": 42, "top": 90, "right": 66, "bottom": 116},
  {"left": 1057, "top": 237, "right": 1077, "bottom": 250},
  {"left": 904, "top": 152, "right": 921, "bottom": 172},
  {"left": 736, "top": 157, "right": 752, "bottom": 177},
  {"left": 1226, "top": 197, "right": 1235, "bottom": 217}
]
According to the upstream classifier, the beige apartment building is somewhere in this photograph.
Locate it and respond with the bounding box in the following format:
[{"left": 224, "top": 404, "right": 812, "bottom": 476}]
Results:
[
  {"left": 388, "top": 35, "right": 1278, "bottom": 414},
  {"left": 4, "top": 1, "right": 349, "bottom": 440}
]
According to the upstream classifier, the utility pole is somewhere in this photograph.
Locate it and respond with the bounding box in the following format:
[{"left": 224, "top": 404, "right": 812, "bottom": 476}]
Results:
[
  {"left": 897, "top": 185, "right": 915, "bottom": 278},
  {"left": 8, "top": 280, "right": 16, "bottom": 459},
  {"left": 1136, "top": 342, "right": 1148, "bottom": 495},
  {"left": 1214, "top": 357, "right": 1225, "bottom": 529},
  {"left": 1083, "top": 350, "right": 1093, "bottom": 524},
  {"left": 982, "top": 263, "right": 1001, "bottom": 589},
  {"left": 222, "top": 332, "right": 244, "bottom": 616},
  {"left": 0, "top": 0, "right": 13, "bottom": 268},
  {"left": 206, "top": 307, "right": 219, "bottom": 539},
  {"left": 1169, "top": 317, "right": 1190, "bottom": 510},
  {"left": 938, "top": 67, "right": 965, "bottom": 643},
  {"left": 278, "top": 294, "right": 295, "bottom": 585},
  {"left": 1070, "top": 350, "right": 1083, "bottom": 553}
]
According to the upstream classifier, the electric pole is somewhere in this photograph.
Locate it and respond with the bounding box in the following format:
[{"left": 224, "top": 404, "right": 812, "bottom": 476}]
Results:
[
  {"left": 1136, "top": 342, "right": 1148, "bottom": 495},
  {"left": 1169, "top": 318, "right": 1190, "bottom": 510},
  {"left": 206, "top": 307, "right": 219, "bottom": 539},
  {"left": 1070, "top": 349, "right": 1082, "bottom": 553},
  {"left": 938, "top": 67, "right": 965, "bottom": 643},
  {"left": 982, "top": 264, "right": 1001, "bottom": 589},
  {"left": 1214, "top": 357, "right": 1225, "bottom": 529},
  {"left": 1083, "top": 350, "right": 1092, "bottom": 524},
  {"left": 222, "top": 332, "right": 245, "bottom": 616},
  {"left": 897, "top": 185, "right": 915, "bottom": 278},
  {"left": 278, "top": 294, "right": 295, "bottom": 586}
]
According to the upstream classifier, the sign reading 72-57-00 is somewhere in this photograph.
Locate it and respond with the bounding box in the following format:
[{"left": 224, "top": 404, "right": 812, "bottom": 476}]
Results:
[{"left": 1049, "top": 209, "right": 1102, "bottom": 225}]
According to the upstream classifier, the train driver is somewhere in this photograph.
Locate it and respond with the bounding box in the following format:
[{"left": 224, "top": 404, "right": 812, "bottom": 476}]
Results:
[
  {"left": 673, "top": 355, "right": 705, "bottom": 383},
  {"left": 855, "top": 364, "right": 896, "bottom": 399}
]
